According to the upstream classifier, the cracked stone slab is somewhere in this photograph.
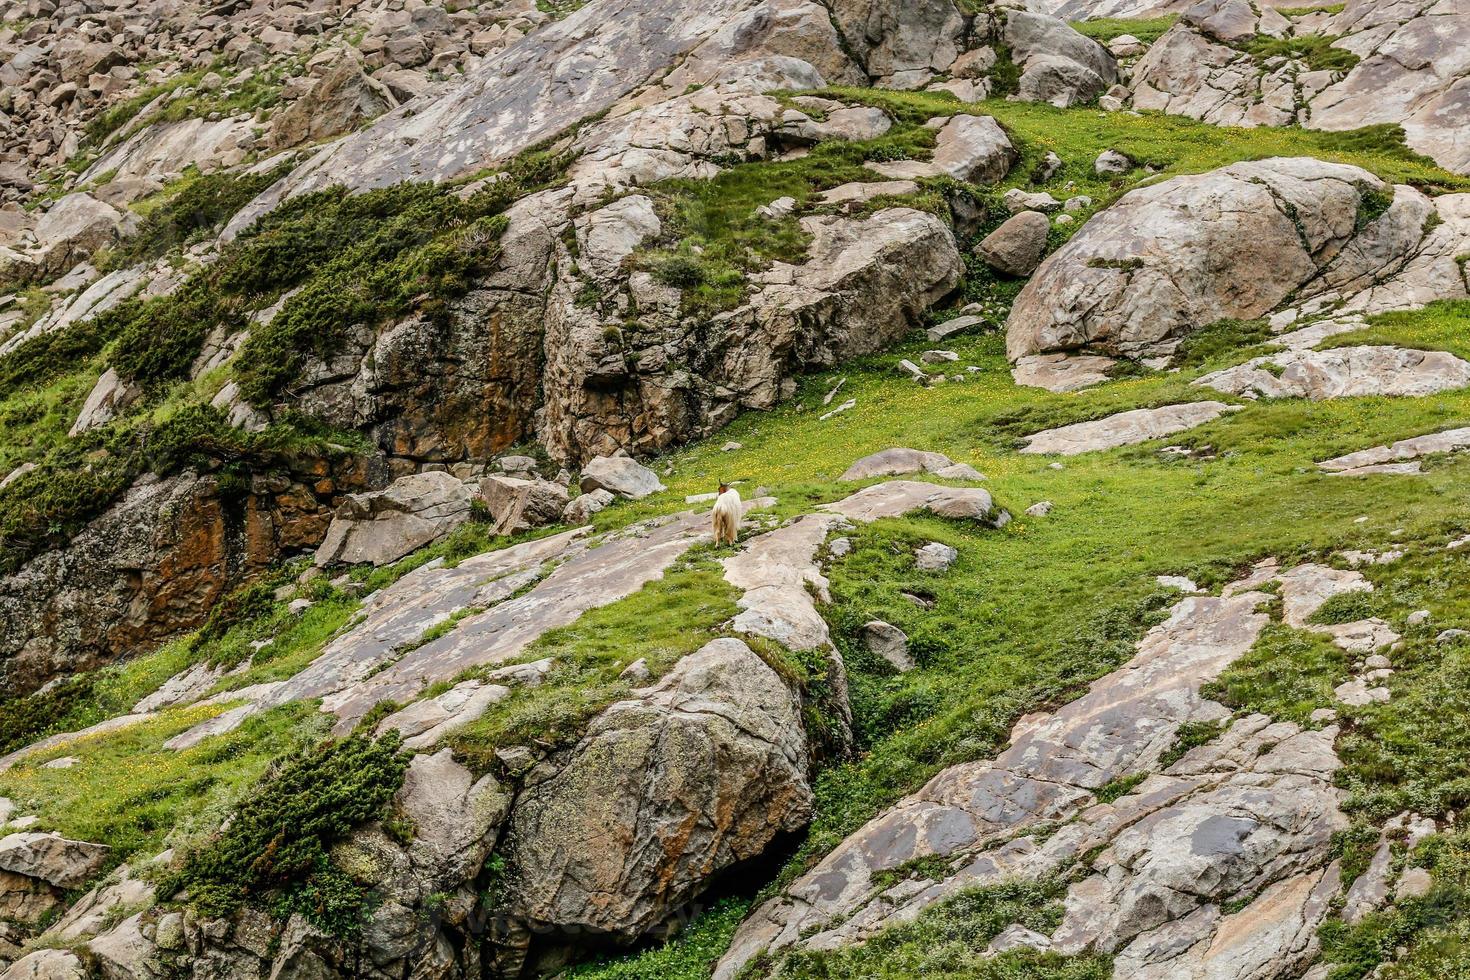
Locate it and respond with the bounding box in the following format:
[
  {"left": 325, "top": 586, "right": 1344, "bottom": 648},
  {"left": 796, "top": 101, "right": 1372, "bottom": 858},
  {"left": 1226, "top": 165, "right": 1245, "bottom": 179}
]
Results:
[
  {"left": 1011, "top": 352, "right": 1117, "bottom": 392},
  {"left": 718, "top": 557, "right": 1367, "bottom": 979},
  {"left": 1020, "top": 402, "right": 1238, "bottom": 455},
  {"left": 1195, "top": 346, "right": 1470, "bottom": 400},
  {"left": 1319, "top": 425, "right": 1470, "bottom": 476}
]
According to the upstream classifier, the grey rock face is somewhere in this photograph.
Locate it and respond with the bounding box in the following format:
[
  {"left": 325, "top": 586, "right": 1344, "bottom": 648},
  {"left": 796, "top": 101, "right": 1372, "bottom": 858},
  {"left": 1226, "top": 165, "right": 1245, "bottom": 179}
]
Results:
[
  {"left": 861, "top": 621, "right": 914, "bottom": 671},
  {"left": 563, "top": 489, "right": 616, "bottom": 525},
  {"left": 929, "top": 115, "right": 1018, "bottom": 184},
  {"left": 914, "top": 541, "right": 958, "bottom": 571},
  {"left": 268, "top": 53, "right": 398, "bottom": 151},
  {"left": 826, "top": 0, "right": 965, "bottom": 79},
  {"left": 840, "top": 447, "right": 960, "bottom": 480},
  {"left": 974, "top": 210, "right": 1050, "bottom": 277},
  {"left": 1006, "top": 158, "right": 1407, "bottom": 362},
  {"left": 227, "top": 0, "right": 849, "bottom": 228},
  {"left": 1130, "top": 0, "right": 1470, "bottom": 175},
  {"left": 314, "top": 471, "right": 477, "bottom": 567},
  {"left": 506, "top": 637, "right": 812, "bottom": 940},
  {"left": 0, "top": 949, "right": 87, "bottom": 980}
]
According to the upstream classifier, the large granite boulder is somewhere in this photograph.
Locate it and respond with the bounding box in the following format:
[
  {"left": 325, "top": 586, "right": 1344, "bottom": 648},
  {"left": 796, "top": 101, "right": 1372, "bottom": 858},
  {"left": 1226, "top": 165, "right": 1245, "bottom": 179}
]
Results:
[
  {"left": 1006, "top": 158, "right": 1412, "bottom": 362},
  {"left": 314, "top": 471, "right": 477, "bottom": 567},
  {"left": 824, "top": 0, "right": 966, "bottom": 81},
  {"left": 505, "top": 637, "right": 813, "bottom": 942},
  {"left": 1003, "top": 9, "right": 1120, "bottom": 107},
  {"left": 479, "top": 476, "right": 570, "bottom": 535},
  {"left": 578, "top": 455, "right": 666, "bottom": 499}
]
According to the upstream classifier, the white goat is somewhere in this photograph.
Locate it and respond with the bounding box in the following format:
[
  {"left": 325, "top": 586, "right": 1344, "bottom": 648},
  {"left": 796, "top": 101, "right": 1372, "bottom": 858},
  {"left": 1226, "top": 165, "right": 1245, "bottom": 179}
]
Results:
[{"left": 711, "top": 483, "right": 742, "bottom": 546}]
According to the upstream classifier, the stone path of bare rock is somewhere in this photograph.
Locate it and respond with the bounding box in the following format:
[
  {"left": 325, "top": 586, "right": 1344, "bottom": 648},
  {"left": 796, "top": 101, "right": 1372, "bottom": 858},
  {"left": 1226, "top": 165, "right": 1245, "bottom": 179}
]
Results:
[
  {"left": 1318, "top": 425, "right": 1470, "bottom": 476},
  {"left": 1195, "top": 345, "right": 1470, "bottom": 400},
  {"left": 722, "top": 482, "right": 1003, "bottom": 655},
  {"left": 1020, "top": 401, "right": 1240, "bottom": 455},
  {"left": 5, "top": 483, "right": 1001, "bottom": 771},
  {"left": 716, "top": 558, "right": 1381, "bottom": 980}
]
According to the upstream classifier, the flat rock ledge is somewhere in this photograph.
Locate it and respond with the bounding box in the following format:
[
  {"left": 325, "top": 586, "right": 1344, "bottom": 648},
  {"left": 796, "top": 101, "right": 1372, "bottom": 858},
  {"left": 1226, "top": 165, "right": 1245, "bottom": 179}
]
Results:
[
  {"left": 717, "top": 558, "right": 1367, "bottom": 980},
  {"left": 1195, "top": 346, "right": 1470, "bottom": 401},
  {"left": 1318, "top": 425, "right": 1470, "bottom": 476},
  {"left": 1020, "top": 401, "right": 1238, "bottom": 455}
]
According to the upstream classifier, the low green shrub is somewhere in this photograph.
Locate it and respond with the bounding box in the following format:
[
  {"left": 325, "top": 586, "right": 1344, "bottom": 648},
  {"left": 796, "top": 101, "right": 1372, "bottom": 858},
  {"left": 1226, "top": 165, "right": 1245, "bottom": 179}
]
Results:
[{"left": 162, "top": 731, "right": 409, "bottom": 937}]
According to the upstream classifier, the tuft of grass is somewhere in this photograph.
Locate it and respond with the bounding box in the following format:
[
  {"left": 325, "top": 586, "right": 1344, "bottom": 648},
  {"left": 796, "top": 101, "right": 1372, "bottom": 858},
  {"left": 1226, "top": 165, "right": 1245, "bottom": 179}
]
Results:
[{"left": 1069, "top": 14, "right": 1179, "bottom": 44}]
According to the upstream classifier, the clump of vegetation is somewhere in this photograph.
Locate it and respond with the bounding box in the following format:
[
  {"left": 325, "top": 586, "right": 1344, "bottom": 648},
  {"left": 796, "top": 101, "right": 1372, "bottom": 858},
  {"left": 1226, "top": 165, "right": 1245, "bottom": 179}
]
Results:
[
  {"left": 1174, "top": 318, "right": 1277, "bottom": 367},
  {"left": 99, "top": 164, "right": 292, "bottom": 272},
  {"left": 162, "top": 732, "right": 409, "bottom": 937},
  {"left": 91, "top": 147, "right": 568, "bottom": 401},
  {"left": 1319, "top": 829, "right": 1470, "bottom": 979},
  {"left": 1237, "top": 33, "right": 1360, "bottom": 74},
  {"left": 564, "top": 897, "right": 751, "bottom": 980}
]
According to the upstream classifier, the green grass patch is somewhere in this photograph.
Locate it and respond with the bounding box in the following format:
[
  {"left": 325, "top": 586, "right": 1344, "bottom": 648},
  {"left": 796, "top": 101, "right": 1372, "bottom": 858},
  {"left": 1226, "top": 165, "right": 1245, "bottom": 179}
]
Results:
[
  {"left": 447, "top": 551, "right": 744, "bottom": 769},
  {"left": 1204, "top": 624, "right": 1348, "bottom": 725},
  {"left": 1069, "top": 14, "right": 1179, "bottom": 44},
  {"left": 563, "top": 897, "right": 751, "bottom": 980},
  {"left": 1237, "top": 33, "right": 1360, "bottom": 74},
  {"left": 0, "top": 701, "right": 330, "bottom": 868}
]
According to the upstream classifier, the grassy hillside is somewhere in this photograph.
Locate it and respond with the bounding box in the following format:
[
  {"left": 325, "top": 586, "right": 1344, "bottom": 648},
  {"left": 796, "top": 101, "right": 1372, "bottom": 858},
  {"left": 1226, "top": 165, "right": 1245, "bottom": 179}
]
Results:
[{"left": 3, "top": 80, "right": 1470, "bottom": 976}]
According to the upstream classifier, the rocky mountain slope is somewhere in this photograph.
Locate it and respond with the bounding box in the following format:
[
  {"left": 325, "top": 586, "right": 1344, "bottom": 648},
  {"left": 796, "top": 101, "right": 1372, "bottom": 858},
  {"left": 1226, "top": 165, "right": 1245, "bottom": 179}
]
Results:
[{"left": 2, "top": 0, "right": 1470, "bottom": 977}]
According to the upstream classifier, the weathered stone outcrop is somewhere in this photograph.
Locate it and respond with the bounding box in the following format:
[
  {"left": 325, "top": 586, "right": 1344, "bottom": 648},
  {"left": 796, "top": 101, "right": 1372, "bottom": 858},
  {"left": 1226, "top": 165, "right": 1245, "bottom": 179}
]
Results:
[
  {"left": 539, "top": 207, "right": 962, "bottom": 462},
  {"left": 1020, "top": 401, "right": 1240, "bottom": 454},
  {"left": 1005, "top": 158, "right": 1433, "bottom": 363},
  {"left": 1127, "top": 0, "right": 1470, "bottom": 175},
  {"left": 268, "top": 53, "right": 399, "bottom": 151},
  {"left": 505, "top": 638, "right": 812, "bottom": 948},
  {"left": 1195, "top": 345, "right": 1470, "bottom": 400},
  {"left": 313, "top": 471, "right": 478, "bottom": 567},
  {"left": 717, "top": 561, "right": 1359, "bottom": 978},
  {"left": 0, "top": 458, "right": 366, "bottom": 697}
]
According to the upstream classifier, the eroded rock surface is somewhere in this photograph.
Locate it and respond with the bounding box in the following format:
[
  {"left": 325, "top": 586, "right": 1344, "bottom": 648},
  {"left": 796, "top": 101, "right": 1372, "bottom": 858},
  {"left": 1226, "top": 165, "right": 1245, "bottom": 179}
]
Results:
[
  {"left": 506, "top": 638, "right": 812, "bottom": 942},
  {"left": 718, "top": 560, "right": 1358, "bottom": 978}
]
